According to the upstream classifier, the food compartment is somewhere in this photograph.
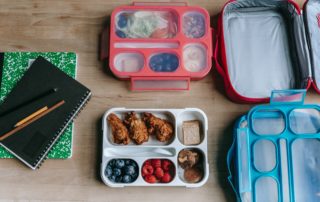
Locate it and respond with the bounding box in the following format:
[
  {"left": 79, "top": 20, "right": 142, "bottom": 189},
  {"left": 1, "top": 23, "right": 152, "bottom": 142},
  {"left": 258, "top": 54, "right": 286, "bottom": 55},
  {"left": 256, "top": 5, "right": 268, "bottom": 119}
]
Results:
[
  {"left": 183, "top": 43, "right": 207, "bottom": 72},
  {"left": 177, "top": 110, "right": 206, "bottom": 146},
  {"left": 289, "top": 108, "right": 320, "bottom": 134},
  {"left": 149, "top": 53, "right": 179, "bottom": 72},
  {"left": 102, "top": 108, "right": 209, "bottom": 187},
  {"left": 291, "top": 138, "right": 320, "bottom": 201},
  {"left": 105, "top": 110, "right": 176, "bottom": 146},
  {"left": 252, "top": 109, "right": 285, "bottom": 135},
  {"left": 104, "top": 158, "right": 139, "bottom": 184},
  {"left": 114, "top": 52, "right": 144, "bottom": 72},
  {"left": 253, "top": 139, "right": 276, "bottom": 172},
  {"left": 177, "top": 148, "right": 206, "bottom": 184},
  {"left": 255, "top": 177, "right": 279, "bottom": 202},
  {"left": 141, "top": 159, "right": 175, "bottom": 184},
  {"left": 115, "top": 10, "right": 178, "bottom": 39},
  {"left": 183, "top": 11, "right": 206, "bottom": 38}
]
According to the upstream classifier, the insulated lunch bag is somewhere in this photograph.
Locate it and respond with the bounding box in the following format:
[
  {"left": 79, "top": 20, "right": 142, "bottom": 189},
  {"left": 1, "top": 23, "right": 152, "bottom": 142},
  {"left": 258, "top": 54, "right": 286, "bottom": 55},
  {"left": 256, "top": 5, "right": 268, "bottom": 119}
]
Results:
[{"left": 214, "top": 0, "right": 320, "bottom": 103}]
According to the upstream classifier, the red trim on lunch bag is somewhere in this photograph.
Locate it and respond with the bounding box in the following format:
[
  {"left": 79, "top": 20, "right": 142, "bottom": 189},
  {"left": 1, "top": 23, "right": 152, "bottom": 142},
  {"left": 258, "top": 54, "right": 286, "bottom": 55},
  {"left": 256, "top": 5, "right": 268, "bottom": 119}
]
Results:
[
  {"left": 310, "top": 78, "right": 320, "bottom": 94},
  {"left": 214, "top": 0, "right": 305, "bottom": 104},
  {"left": 288, "top": 0, "right": 301, "bottom": 15}
]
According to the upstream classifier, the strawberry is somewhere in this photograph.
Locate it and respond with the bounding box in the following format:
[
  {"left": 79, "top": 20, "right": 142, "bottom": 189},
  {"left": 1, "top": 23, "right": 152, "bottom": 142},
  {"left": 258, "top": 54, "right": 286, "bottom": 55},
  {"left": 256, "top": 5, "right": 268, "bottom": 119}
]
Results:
[
  {"left": 145, "top": 175, "right": 157, "bottom": 183},
  {"left": 151, "top": 159, "right": 161, "bottom": 168},
  {"left": 161, "top": 172, "right": 172, "bottom": 183},
  {"left": 142, "top": 164, "right": 154, "bottom": 177},
  {"left": 154, "top": 167, "right": 164, "bottom": 179},
  {"left": 162, "top": 160, "right": 172, "bottom": 171}
]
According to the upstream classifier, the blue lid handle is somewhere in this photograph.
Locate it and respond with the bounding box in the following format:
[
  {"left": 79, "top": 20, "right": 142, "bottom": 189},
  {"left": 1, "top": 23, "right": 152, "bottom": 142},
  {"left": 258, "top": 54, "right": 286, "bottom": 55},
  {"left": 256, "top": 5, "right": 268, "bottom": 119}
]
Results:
[{"left": 270, "top": 90, "right": 306, "bottom": 105}]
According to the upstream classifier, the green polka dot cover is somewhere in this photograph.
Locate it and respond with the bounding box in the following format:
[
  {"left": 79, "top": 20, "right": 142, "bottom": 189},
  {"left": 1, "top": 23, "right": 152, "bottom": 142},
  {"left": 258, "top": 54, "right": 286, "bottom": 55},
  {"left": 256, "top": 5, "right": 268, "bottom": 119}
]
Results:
[{"left": 0, "top": 52, "right": 76, "bottom": 159}]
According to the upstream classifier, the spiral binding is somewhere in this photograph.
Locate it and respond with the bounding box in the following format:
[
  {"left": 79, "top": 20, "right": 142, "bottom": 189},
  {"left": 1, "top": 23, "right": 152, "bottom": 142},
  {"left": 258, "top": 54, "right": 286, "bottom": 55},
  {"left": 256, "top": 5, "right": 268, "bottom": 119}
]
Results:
[{"left": 33, "top": 90, "right": 92, "bottom": 169}]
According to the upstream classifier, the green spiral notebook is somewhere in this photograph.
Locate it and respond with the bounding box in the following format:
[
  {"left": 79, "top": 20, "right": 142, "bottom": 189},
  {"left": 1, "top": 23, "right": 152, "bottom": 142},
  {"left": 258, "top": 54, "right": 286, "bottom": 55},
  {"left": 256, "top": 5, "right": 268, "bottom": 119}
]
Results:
[{"left": 0, "top": 52, "right": 76, "bottom": 159}]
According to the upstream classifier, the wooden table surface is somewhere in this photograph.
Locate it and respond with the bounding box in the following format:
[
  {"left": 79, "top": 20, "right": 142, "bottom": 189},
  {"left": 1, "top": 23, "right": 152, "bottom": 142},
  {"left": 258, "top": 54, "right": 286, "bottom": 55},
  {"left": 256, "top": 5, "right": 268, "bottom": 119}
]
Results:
[{"left": 0, "top": 0, "right": 314, "bottom": 201}]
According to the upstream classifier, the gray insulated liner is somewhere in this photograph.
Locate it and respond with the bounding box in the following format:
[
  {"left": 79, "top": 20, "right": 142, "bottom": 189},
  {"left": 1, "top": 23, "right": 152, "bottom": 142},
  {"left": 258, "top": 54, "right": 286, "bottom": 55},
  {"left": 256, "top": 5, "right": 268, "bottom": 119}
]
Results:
[
  {"left": 222, "top": 0, "right": 311, "bottom": 98},
  {"left": 305, "top": 0, "right": 320, "bottom": 88}
]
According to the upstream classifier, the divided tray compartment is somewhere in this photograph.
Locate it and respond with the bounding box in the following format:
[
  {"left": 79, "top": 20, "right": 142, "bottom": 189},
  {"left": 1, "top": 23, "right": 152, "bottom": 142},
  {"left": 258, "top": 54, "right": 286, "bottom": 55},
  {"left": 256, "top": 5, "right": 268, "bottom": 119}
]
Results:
[
  {"left": 105, "top": 2, "right": 213, "bottom": 90},
  {"left": 101, "top": 108, "right": 209, "bottom": 187},
  {"left": 228, "top": 91, "right": 320, "bottom": 201}
]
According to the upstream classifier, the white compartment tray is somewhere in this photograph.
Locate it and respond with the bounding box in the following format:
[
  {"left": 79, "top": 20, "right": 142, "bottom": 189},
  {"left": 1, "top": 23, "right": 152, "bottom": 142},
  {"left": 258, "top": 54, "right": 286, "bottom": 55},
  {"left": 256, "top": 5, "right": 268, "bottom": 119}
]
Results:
[{"left": 101, "top": 108, "right": 209, "bottom": 187}]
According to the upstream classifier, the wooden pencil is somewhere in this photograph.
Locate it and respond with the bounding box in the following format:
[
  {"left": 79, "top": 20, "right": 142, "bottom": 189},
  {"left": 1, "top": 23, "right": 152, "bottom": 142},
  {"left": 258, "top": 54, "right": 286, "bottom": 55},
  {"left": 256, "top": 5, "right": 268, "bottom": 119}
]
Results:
[
  {"left": 0, "top": 100, "right": 65, "bottom": 141},
  {"left": 14, "top": 106, "right": 49, "bottom": 127}
]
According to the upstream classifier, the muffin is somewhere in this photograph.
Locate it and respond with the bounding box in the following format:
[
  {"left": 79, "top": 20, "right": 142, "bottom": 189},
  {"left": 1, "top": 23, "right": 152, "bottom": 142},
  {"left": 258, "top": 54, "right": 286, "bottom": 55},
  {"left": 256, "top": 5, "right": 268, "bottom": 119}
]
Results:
[{"left": 184, "top": 167, "right": 203, "bottom": 183}]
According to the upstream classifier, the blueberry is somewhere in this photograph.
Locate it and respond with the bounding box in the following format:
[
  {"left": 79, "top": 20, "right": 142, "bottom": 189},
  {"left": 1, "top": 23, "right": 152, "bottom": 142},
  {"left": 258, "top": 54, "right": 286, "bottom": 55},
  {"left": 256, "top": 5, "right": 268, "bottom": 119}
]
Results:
[
  {"left": 132, "top": 172, "right": 138, "bottom": 179},
  {"left": 150, "top": 60, "right": 157, "bottom": 66},
  {"left": 150, "top": 53, "right": 179, "bottom": 72},
  {"left": 115, "top": 176, "right": 123, "bottom": 183},
  {"left": 171, "top": 58, "right": 179, "bottom": 67},
  {"left": 116, "top": 30, "right": 126, "bottom": 38},
  {"left": 125, "top": 165, "right": 136, "bottom": 176},
  {"left": 115, "top": 159, "right": 125, "bottom": 168},
  {"left": 108, "top": 175, "right": 116, "bottom": 182},
  {"left": 170, "top": 58, "right": 179, "bottom": 71},
  {"left": 113, "top": 168, "right": 122, "bottom": 176},
  {"left": 150, "top": 63, "right": 155, "bottom": 69},
  {"left": 172, "top": 55, "right": 179, "bottom": 62},
  {"left": 122, "top": 175, "right": 132, "bottom": 183},
  {"left": 164, "top": 54, "right": 171, "bottom": 60},
  {"left": 165, "top": 64, "right": 172, "bottom": 72},
  {"left": 156, "top": 65, "right": 163, "bottom": 72},
  {"left": 108, "top": 159, "right": 116, "bottom": 167},
  {"left": 125, "top": 159, "right": 132, "bottom": 165},
  {"left": 130, "top": 162, "right": 137, "bottom": 168},
  {"left": 105, "top": 165, "right": 113, "bottom": 177},
  {"left": 117, "top": 15, "right": 127, "bottom": 28}
]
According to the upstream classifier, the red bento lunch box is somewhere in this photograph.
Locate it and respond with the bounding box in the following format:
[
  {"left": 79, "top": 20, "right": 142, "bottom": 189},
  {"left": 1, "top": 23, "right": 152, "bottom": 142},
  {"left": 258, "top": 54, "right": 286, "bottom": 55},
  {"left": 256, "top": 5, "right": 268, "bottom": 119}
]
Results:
[
  {"left": 100, "top": 2, "right": 212, "bottom": 91},
  {"left": 214, "top": 0, "right": 320, "bottom": 103}
]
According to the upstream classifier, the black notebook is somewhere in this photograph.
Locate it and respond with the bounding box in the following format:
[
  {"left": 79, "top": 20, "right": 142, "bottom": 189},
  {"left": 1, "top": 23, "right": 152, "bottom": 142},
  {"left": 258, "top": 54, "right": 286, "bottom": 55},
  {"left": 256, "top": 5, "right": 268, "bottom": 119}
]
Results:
[{"left": 0, "top": 56, "right": 91, "bottom": 169}]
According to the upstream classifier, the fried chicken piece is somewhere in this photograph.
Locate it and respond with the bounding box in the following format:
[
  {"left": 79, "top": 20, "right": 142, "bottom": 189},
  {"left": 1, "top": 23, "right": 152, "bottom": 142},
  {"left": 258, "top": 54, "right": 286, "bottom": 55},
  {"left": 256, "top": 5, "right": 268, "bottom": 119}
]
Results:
[
  {"left": 107, "top": 113, "right": 130, "bottom": 145},
  {"left": 124, "top": 112, "right": 149, "bottom": 145},
  {"left": 143, "top": 112, "right": 174, "bottom": 142}
]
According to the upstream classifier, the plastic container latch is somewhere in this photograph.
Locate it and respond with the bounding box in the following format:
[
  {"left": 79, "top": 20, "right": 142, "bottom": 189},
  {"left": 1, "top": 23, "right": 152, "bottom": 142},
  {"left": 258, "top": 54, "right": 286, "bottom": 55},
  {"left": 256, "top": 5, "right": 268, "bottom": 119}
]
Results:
[{"left": 270, "top": 90, "right": 306, "bottom": 105}]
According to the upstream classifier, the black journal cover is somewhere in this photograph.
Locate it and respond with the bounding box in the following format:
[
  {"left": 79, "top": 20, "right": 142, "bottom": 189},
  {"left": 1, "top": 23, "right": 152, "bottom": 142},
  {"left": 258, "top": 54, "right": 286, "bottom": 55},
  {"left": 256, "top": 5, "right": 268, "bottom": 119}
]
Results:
[{"left": 0, "top": 56, "right": 91, "bottom": 169}]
